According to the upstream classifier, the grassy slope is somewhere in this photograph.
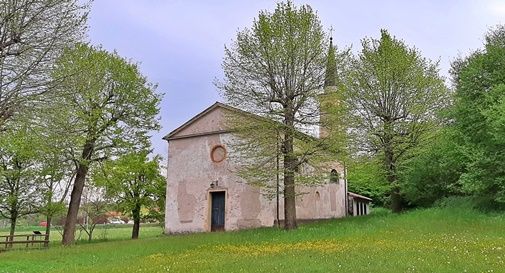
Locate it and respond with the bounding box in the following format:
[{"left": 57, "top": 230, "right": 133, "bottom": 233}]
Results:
[{"left": 1, "top": 207, "right": 505, "bottom": 273}]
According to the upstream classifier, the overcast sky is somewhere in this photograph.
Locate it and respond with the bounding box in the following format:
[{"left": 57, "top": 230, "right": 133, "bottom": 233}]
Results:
[{"left": 87, "top": 0, "right": 505, "bottom": 157}]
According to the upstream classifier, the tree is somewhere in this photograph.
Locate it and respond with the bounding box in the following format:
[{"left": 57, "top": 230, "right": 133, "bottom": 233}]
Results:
[
  {"left": 0, "top": 124, "right": 41, "bottom": 236},
  {"left": 344, "top": 30, "right": 447, "bottom": 212},
  {"left": 51, "top": 44, "right": 162, "bottom": 245},
  {"left": 78, "top": 184, "right": 108, "bottom": 242},
  {"left": 399, "top": 127, "right": 465, "bottom": 207},
  {"left": 217, "top": 1, "right": 331, "bottom": 230},
  {"left": 0, "top": 0, "right": 88, "bottom": 127},
  {"left": 93, "top": 152, "right": 165, "bottom": 239},
  {"left": 37, "top": 144, "right": 75, "bottom": 237},
  {"left": 0, "top": 107, "right": 74, "bottom": 237},
  {"left": 347, "top": 156, "right": 390, "bottom": 207},
  {"left": 451, "top": 25, "right": 505, "bottom": 205}
]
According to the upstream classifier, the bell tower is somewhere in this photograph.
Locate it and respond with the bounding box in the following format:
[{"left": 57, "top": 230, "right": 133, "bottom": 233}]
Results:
[{"left": 319, "top": 37, "right": 338, "bottom": 139}]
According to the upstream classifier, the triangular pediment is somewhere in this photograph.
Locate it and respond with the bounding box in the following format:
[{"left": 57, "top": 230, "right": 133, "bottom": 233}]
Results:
[{"left": 163, "top": 102, "right": 235, "bottom": 140}]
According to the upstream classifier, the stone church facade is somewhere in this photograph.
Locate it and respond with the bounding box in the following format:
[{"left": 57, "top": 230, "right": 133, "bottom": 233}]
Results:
[{"left": 163, "top": 102, "right": 349, "bottom": 234}]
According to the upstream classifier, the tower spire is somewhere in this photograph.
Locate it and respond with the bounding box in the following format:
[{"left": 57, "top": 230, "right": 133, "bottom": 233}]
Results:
[
  {"left": 320, "top": 35, "right": 338, "bottom": 138},
  {"left": 324, "top": 36, "right": 337, "bottom": 88}
]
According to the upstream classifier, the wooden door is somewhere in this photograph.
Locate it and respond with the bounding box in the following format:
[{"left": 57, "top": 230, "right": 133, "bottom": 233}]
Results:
[{"left": 211, "top": 191, "right": 225, "bottom": 231}]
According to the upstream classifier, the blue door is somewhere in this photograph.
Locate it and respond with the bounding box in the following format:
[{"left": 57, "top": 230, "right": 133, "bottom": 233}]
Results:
[{"left": 211, "top": 191, "right": 225, "bottom": 231}]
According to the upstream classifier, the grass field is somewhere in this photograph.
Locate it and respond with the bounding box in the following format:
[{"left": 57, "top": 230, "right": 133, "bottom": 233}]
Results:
[
  {"left": 1, "top": 207, "right": 505, "bottom": 273},
  {"left": 0, "top": 224, "right": 164, "bottom": 245}
]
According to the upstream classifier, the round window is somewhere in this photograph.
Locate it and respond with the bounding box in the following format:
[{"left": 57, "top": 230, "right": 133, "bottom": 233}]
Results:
[{"left": 211, "top": 145, "right": 227, "bottom": 163}]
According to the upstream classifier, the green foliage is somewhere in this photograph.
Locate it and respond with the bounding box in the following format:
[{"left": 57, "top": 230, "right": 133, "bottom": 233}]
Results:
[
  {"left": 51, "top": 43, "right": 162, "bottom": 244},
  {"left": 229, "top": 112, "right": 342, "bottom": 193},
  {"left": 452, "top": 25, "right": 505, "bottom": 204},
  {"left": 399, "top": 128, "right": 466, "bottom": 207},
  {"left": 344, "top": 29, "right": 448, "bottom": 211},
  {"left": 434, "top": 196, "right": 479, "bottom": 211},
  {"left": 218, "top": 1, "right": 335, "bottom": 228},
  {"left": 34, "top": 113, "right": 77, "bottom": 223},
  {"left": 93, "top": 152, "right": 165, "bottom": 222},
  {"left": 0, "top": 107, "right": 77, "bottom": 233},
  {"left": 52, "top": 43, "right": 162, "bottom": 156},
  {"left": 347, "top": 157, "right": 390, "bottom": 206},
  {"left": 0, "top": 123, "right": 43, "bottom": 228}
]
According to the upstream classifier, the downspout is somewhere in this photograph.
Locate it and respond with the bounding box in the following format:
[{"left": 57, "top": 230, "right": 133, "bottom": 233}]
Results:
[
  {"left": 163, "top": 140, "right": 170, "bottom": 233},
  {"left": 344, "top": 161, "right": 348, "bottom": 216},
  {"left": 276, "top": 130, "right": 280, "bottom": 228}
]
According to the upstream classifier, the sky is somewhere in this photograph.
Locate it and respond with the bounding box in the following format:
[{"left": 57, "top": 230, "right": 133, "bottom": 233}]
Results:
[{"left": 87, "top": 0, "right": 505, "bottom": 157}]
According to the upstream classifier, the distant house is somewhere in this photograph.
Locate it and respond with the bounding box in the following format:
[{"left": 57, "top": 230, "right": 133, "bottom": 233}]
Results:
[{"left": 162, "top": 102, "right": 369, "bottom": 233}]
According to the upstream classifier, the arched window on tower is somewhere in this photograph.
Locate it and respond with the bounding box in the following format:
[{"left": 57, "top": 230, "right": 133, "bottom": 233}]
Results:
[{"left": 330, "top": 169, "right": 339, "bottom": 183}]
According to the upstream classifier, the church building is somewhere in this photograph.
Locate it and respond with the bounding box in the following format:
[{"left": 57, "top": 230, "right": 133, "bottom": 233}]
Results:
[
  {"left": 163, "top": 102, "right": 349, "bottom": 233},
  {"left": 163, "top": 38, "right": 370, "bottom": 234}
]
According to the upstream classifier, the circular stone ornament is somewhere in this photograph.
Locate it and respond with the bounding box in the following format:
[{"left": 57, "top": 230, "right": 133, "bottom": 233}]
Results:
[{"left": 211, "top": 145, "right": 227, "bottom": 163}]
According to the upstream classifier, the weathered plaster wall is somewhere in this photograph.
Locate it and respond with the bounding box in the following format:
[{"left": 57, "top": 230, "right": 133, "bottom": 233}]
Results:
[
  {"left": 165, "top": 106, "right": 347, "bottom": 234},
  {"left": 165, "top": 107, "right": 276, "bottom": 233},
  {"left": 176, "top": 106, "right": 227, "bottom": 136},
  {"left": 276, "top": 162, "right": 347, "bottom": 221}
]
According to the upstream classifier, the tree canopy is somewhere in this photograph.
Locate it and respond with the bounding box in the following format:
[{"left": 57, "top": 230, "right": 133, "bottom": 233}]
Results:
[
  {"left": 344, "top": 30, "right": 448, "bottom": 212},
  {"left": 452, "top": 25, "right": 505, "bottom": 205},
  {"left": 93, "top": 152, "right": 165, "bottom": 239},
  {"left": 53, "top": 44, "right": 162, "bottom": 245},
  {"left": 0, "top": 0, "right": 88, "bottom": 127},
  {"left": 218, "top": 1, "right": 333, "bottom": 229}
]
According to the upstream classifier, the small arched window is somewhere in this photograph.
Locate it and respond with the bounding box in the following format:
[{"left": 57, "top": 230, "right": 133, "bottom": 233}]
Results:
[{"left": 330, "top": 169, "right": 339, "bottom": 183}]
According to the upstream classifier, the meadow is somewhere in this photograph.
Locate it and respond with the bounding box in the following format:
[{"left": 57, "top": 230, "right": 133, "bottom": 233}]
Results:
[
  {"left": 0, "top": 224, "right": 163, "bottom": 246},
  {"left": 1, "top": 206, "right": 505, "bottom": 273}
]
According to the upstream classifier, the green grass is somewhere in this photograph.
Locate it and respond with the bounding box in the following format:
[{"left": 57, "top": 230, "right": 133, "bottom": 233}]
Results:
[
  {"left": 1, "top": 207, "right": 505, "bottom": 273},
  {"left": 0, "top": 224, "right": 163, "bottom": 246}
]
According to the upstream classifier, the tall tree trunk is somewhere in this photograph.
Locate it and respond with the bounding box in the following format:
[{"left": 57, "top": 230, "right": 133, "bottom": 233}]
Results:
[
  {"left": 384, "top": 127, "right": 402, "bottom": 213},
  {"left": 45, "top": 184, "right": 54, "bottom": 237},
  {"left": 62, "top": 142, "right": 94, "bottom": 245},
  {"left": 8, "top": 215, "right": 16, "bottom": 248},
  {"left": 283, "top": 113, "right": 297, "bottom": 230},
  {"left": 88, "top": 226, "right": 93, "bottom": 242},
  {"left": 45, "top": 215, "right": 52, "bottom": 237},
  {"left": 10, "top": 169, "right": 20, "bottom": 238},
  {"left": 131, "top": 202, "right": 141, "bottom": 239},
  {"left": 390, "top": 186, "right": 402, "bottom": 213},
  {"left": 9, "top": 215, "right": 17, "bottom": 237}
]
